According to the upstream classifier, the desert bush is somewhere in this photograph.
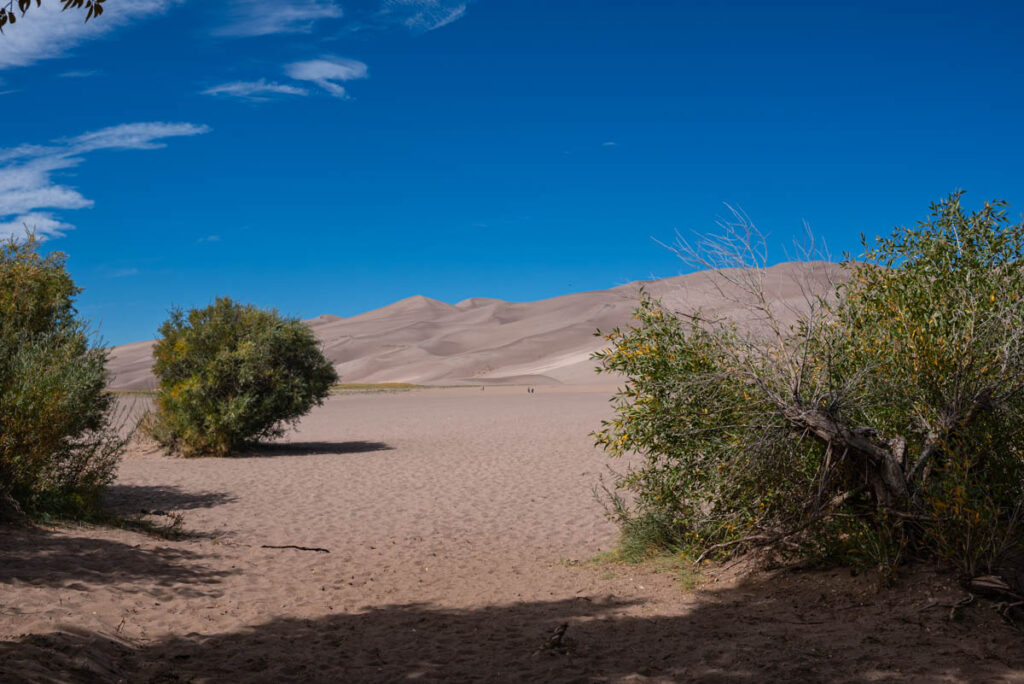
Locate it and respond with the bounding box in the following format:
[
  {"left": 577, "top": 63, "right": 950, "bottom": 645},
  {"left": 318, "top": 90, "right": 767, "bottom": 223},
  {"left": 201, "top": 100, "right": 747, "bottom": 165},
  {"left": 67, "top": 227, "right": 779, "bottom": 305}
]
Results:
[
  {"left": 595, "top": 193, "right": 1024, "bottom": 580},
  {"left": 0, "top": 234, "right": 123, "bottom": 519},
  {"left": 149, "top": 297, "right": 338, "bottom": 457}
]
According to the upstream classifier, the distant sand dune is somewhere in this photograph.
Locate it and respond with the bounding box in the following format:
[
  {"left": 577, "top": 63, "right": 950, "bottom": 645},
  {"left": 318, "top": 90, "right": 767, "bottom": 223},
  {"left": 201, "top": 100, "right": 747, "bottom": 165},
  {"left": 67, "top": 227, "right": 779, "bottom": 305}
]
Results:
[{"left": 107, "top": 261, "right": 844, "bottom": 390}]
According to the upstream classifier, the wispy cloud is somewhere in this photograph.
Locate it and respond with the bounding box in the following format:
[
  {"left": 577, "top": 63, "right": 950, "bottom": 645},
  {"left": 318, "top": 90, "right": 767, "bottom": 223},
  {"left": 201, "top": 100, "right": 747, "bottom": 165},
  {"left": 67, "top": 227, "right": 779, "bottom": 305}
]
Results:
[
  {"left": 602, "top": 141, "right": 617, "bottom": 147},
  {"left": 285, "top": 56, "right": 368, "bottom": 98},
  {"left": 0, "top": 212, "right": 73, "bottom": 239},
  {"left": 197, "top": 234, "right": 221, "bottom": 243},
  {"left": 345, "top": 1, "right": 469, "bottom": 34},
  {"left": 398, "top": 1, "right": 466, "bottom": 32},
  {"left": 69, "top": 122, "right": 209, "bottom": 153},
  {"left": 0, "top": 122, "right": 210, "bottom": 239},
  {"left": 214, "top": 0, "right": 343, "bottom": 37},
  {"left": 202, "top": 79, "right": 309, "bottom": 100},
  {"left": 0, "top": 0, "right": 179, "bottom": 70},
  {"left": 203, "top": 59, "right": 365, "bottom": 103},
  {"left": 59, "top": 69, "right": 100, "bottom": 78},
  {"left": 101, "top": 266, "right": 140, "bottom": 278}
]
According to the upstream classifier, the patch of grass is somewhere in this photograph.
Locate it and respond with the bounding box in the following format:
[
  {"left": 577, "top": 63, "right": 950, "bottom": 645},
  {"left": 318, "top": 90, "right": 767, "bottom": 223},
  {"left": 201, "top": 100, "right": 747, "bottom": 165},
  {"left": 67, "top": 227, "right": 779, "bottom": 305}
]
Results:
[
  {"left": 25, "top": 481, "right": 199, "bottom": 542},
  {"left": 31, "top": 507, "right": 194, "bottom": 541},
  {"left": 331, "top": 382, "right": 424, "bottom": 393},
  {"left": 587, "top": 550, "right": 621, "bottom": 566},
  {"left": 101, "top": 510, "right": 191, "bottom": 540},
  {"left": 587, "top": 540, "right": 704, "bottom": 590},
  {"left": 647, "top": 552, "right": 704, "bottom": 589}
]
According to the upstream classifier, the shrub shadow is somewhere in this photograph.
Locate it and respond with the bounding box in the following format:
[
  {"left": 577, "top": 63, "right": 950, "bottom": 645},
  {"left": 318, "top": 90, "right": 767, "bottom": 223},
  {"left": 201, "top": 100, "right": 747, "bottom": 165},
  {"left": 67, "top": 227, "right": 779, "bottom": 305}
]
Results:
[
  {"left": 0, "top": 526, "right": 234, "bottom": 599},
  {"left": 240, "top": 441, "right": 395, "bottom": 458},
  {"left": 2, "top": 570, "right": 1023, "bottom": 682},
  {"left": 103, "top": 484, "right": 237, "bottom": 513}
]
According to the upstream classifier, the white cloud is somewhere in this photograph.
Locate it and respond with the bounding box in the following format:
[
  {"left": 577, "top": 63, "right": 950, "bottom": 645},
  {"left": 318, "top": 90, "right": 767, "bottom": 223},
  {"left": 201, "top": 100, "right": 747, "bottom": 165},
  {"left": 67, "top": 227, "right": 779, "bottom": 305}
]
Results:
[
  {"left": 0, "top": 0, "right": 180, "bottom": 70},
  {"left": 215, "top": 0, "right": 343, "bottom": 37},
  {"left": 203, "top": 79, "right": 309, "bottom": 100},
  {"left": 380, "top": 0, "right": 466, "bottom": 32},
  {"left": 285, "top": 56, "right": 368, "bottom": 98},
  {"left": 197, "top": 234, "right": 221, "bottom": 243},
  {"left": 0, "top": 122, "right": 210, "bottom": 239},
  {"left": 59, "top": 69, "right": 100, "bottom": 78},
  {"left": 344, "top": 1, "right": 469, "bottom": 34},
  {"left": 402, "top": 2, "right": 465, "bottom": 32},
  {"left": 602, "top": 141, "right": 617, "bottom": 147},
  {"left": 68, "top": 122, "right": 210, "bottom": 153},
  {"left": 0, "top": 212, "right": 74, "bottom": 239}
]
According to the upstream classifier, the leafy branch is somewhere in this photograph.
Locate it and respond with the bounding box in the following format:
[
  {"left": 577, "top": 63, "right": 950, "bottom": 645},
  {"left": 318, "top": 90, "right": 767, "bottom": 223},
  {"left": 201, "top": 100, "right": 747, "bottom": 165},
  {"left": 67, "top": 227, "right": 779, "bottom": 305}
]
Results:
[{"left": 0, "top": 0, "right": 105, "bottom": 33}]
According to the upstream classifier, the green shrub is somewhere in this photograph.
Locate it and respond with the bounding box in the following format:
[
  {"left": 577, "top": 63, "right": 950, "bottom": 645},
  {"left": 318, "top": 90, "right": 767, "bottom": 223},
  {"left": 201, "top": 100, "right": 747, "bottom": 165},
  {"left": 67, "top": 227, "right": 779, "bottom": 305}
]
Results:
[
  {"left": 150, "top": 297, "right": 338, "bottom": 457},
  {"left": 0, "top": 234, "right": 123, "bottom": 519},
  {"left": 595, "top": 193, "right": 1024, "bottom": 580}
]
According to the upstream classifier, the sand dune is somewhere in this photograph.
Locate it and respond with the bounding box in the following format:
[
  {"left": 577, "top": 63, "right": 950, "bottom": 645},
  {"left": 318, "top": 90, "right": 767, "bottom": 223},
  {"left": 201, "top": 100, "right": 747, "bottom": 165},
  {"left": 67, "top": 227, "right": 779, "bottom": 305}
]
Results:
[{"left": 107, "top": 261, "right": 843, "bottom": 390}]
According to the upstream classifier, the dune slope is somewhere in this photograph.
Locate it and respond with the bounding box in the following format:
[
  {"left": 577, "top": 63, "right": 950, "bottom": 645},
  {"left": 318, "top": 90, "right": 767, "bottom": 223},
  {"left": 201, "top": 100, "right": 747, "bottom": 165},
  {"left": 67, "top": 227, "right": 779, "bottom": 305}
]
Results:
[{"left": 107, "top": 261, "right": 842, "bottom": 390}]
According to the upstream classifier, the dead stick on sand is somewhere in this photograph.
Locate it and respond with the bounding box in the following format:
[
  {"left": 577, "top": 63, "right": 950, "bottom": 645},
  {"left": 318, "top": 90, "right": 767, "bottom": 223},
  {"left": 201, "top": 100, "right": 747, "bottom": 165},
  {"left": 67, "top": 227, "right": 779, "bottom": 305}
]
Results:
[{"left": 260, "top": 544, "right": 330, "bottom": 553}]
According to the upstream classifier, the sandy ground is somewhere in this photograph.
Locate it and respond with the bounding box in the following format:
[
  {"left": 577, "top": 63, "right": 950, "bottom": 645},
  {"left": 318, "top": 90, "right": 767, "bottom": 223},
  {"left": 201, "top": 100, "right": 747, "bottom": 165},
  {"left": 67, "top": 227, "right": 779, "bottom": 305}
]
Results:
[{"left": 2, "top": 386, "right": 1024, "bottom": 682}]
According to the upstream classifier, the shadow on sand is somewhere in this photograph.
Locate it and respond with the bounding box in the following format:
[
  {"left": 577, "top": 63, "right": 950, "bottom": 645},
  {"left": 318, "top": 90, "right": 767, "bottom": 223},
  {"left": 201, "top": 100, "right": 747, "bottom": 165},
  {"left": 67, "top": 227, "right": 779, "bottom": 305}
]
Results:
[
  {"left": 2, "top": 569, "right": 1022, "bottom": 682},
  {"left": 103, "top": 484, "right": 237, "bottom": 513},
  {"left": 239, "top": 441, "right": 395, "bottom": 458},
  {"left": 0, "top": 526, "right": 235, "bottom": 599}
]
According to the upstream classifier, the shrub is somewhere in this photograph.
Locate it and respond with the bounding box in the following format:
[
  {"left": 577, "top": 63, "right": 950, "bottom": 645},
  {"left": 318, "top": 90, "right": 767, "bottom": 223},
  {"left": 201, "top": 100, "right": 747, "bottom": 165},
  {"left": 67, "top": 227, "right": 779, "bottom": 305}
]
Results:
[
  {"left": 594, "top": 193, "right": 1024, "bottom": 581},
  {"left": 0, "top": 234, "right": 123, "bottom": 519},
  {"left": 150, "top": 297, "right": 338, "bottom": 456}
]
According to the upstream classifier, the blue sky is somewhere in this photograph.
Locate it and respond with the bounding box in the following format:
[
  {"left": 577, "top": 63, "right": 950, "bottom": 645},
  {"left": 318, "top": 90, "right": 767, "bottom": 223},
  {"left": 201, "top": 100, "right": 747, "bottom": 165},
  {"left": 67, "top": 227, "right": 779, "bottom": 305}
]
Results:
[{"left": 1, "top": 1, "right": 1023, "bottom": 344}]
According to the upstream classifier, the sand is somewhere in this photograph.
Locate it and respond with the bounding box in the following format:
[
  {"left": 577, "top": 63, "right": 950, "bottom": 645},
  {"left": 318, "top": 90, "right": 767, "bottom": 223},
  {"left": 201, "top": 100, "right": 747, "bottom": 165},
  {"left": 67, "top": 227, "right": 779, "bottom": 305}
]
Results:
[{"left": 3, "top": 386, "right": 1024, "bottom": 682}]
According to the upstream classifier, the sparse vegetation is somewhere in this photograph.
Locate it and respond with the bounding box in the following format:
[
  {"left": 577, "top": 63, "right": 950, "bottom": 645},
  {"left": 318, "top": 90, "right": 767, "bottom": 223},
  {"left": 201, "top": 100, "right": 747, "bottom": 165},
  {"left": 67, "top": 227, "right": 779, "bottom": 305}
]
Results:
[
  {"left": 331, "top": 382, "right": 423, "bottom": 393},
  {"left": 594, "top": 193, "right": 1024, "bottom": 584},
  {"left": 0, "top": 234, "right": 124, "bottom": 520},
  {"left": 149, "top": 297, "right": 338, "bottom": 457}
]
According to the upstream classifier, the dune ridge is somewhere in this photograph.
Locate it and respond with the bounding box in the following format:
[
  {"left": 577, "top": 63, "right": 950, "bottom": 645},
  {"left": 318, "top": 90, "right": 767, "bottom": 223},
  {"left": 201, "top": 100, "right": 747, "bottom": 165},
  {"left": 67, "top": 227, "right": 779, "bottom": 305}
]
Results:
[{"left": 107, "top": 261, "right": 843, "bottom": 390}]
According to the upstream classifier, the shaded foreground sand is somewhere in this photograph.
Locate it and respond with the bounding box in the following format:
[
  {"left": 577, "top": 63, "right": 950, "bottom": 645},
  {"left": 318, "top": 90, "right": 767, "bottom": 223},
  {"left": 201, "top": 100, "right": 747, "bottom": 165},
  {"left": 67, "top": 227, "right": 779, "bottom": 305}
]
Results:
[{"left": 2, "top": 387, "right": 1024, "bottom": 682}]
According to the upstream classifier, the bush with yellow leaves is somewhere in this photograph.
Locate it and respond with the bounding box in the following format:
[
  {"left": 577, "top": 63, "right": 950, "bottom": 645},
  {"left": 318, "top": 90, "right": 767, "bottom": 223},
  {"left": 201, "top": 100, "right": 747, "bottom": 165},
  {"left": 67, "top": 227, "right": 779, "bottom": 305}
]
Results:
[{"left": 595, "top": 193, "right": 1024, "bottom": 581}]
